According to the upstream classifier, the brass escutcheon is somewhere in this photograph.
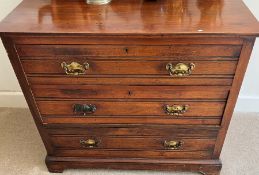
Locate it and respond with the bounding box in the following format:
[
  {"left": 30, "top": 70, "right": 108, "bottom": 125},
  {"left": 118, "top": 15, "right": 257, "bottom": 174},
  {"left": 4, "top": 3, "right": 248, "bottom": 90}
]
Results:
[
  {"left": 164, "top": 140, "right": 183, "bottom": 150},
  {"left": 80, "top": 139, "right": 97, "bottom": 148},
  {"left": 166, "top": 62, "right": 195, "bottom": 76},
  {"left": 61, "top": 61, "right": 89, "bottom": 75},
  {"left": 164, "top": 104, "right": 189, "bottom": 116}
]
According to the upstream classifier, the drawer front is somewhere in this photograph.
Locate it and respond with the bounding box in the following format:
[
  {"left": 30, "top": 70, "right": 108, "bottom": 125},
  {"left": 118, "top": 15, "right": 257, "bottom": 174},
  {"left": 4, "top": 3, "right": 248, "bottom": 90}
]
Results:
[
  {"left": 51, "top": 135, "right": 215, "bottom": 159},
  {"left": 16, "top": 45, "right": 241, "bottom": 57},
  {"left": 32, "top": 85, "right": 230, "bottom": 99},
  {"left": 37, "top": 101, "right": 225, "bottom": 117},
  {"left": 21, "top": 59, "right": 237, "bottom": 76},
  {"left": 51, "top": 136, "right": 216, "bottom": 151}
]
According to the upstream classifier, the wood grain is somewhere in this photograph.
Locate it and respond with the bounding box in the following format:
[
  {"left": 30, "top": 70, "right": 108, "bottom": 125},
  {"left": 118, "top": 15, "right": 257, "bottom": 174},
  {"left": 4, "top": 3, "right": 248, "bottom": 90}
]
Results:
[
  {"left": 51, "top": 136, "right": 216, "bottom": 151},
  {"left": 0, "top": 35, "right": 55, "bottom": 155},
  {"left": 1, "top": 0, "right": 258, "bottom": 174},
  {"left": 32, "top": 85, "right": 230, "bottom": 99},
  {"left": 16, "top": 44, "right": 241, "bottom": 57},
  {"left": 47, "top": 125, "right": 219, "bottom": 137},
  {"left": 28, "top": 76, "right": 234, "bottom": 86},
  {"left": 53, "top": 149, "right": 213, "bottom": 159},
  {"left": 0, "top": 0, "right": 258, "bottom": 35},
  {"left": 45, "top": 157, "right": 222, "bottom": 174},
  {"left": 213, "top": 37, "right": 256, "bottom": 158},
  {"left": 13, "top": 35, "right": 243, "bottom": 45},
  {"left": 21, "top": 59, "right": 237, "bottom": 76},
  {"left": 42, "top": 117, "right": 221, "bottom": 125},
  {"left": 37, "top": 101, "right": 226, "bottom": 117}
]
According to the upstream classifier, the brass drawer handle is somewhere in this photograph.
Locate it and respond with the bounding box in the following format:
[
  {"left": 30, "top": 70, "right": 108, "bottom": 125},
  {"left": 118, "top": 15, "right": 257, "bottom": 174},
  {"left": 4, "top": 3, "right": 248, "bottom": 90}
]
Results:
[
  {"left": 164, "top": 104, "right": 189, "bottom": 116},
  {"left": 73, "top": 104, "right": 96, "bottom": 115},
  {"left": 61, "top": 61, "right": 89, "bottom": 75},
  {"left": 164, "top": 140, "right": 183, "bottom": 150},
  {"left": 80, "top": 139, "right": 98, "bottom": 148},
  {"left": 166, "top": 63, "right": 195, "bottom": 76}
]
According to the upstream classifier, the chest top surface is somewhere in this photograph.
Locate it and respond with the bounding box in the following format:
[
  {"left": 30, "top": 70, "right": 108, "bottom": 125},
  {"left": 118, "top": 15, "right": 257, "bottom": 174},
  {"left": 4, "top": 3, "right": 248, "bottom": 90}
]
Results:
[{"left": 0, "top": 0, "right": 258, "bottom": 35}]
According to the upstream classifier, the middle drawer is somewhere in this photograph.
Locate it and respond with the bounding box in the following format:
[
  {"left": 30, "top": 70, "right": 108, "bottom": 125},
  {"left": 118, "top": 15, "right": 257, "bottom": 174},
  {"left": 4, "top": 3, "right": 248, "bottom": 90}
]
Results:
[
  {"left": 50, "top": 136, "right": 216, "bottom": 151},
  {"left": 37, "top": 100, "right": 225, "bottom": 117}
]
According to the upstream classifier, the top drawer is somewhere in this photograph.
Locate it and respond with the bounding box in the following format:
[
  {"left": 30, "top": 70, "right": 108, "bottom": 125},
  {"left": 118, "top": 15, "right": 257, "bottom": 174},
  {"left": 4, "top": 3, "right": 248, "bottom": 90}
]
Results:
[{"left": 16, "top": 44, "right": 241, "bottom": 57}]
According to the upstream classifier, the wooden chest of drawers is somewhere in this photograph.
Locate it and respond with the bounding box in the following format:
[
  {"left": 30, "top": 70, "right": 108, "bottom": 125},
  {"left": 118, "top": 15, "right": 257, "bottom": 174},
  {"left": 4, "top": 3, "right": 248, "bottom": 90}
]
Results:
[{"left": 1, "top": 0, "right": 259, "bottom": 174}]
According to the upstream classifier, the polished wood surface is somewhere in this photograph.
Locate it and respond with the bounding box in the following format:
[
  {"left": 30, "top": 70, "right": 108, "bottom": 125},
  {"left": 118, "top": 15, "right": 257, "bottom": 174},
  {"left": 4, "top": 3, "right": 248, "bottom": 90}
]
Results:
[
  {"left": 21, "top": 59, "right": 238, "bottom": 75},
  {"left": 12, "top": 35, "right": 244, "bottom": 45},
  {"left": 42, "top": 116, "right": 221, "bottom": 125},
  {"left": 46, "top": 125, "right": 219, "bottom": 137},
  {"left": 45, "top": 157, "right": 222, "bottom": 174},
  {"left": 0, "top": 0, "right": 259, "bottom": 35},
  {"left": 37, "top": 100, "right": 225, "bottom": 116},
  {"left": 54, "top": 149, "right": 213, "bottom": 159},
  {"left": 17, "top": 44, "right": 241, "bottom": 57},
  {"left": 28, "top": 76, "right": 234, "bottom": 86},
  {"left": 51, "top": 136, "right": 215, "bottom": 150},
  {"left": 1, "top": 0, "right": 259, "bottom": 174},
  {"left": 213, "top": 38, "right": 256, "bottom": 158},
  {"left": 32, "top": 85, "right": 230, "bottom": 99}
]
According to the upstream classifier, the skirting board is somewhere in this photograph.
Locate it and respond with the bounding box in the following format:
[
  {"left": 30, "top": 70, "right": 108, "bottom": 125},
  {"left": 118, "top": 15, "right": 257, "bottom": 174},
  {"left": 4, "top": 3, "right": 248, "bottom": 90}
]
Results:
[
  {"left": 0, "top": 91, "right": 27, "bottom": 108},
  {"left": 235, "top": 95, "right": 259, "bottom": 112},
  {"left": 0, "top": 92, "right": 259, "bottom": 112}
]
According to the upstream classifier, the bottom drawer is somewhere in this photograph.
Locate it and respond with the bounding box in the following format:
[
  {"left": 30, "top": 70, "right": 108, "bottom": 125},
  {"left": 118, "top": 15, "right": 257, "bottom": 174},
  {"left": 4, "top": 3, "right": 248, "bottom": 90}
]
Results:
[
  {"left": 51, "top": 136, "right": 216, "bottom": 150},
  {"left": 51, "top": 136, "right": 216, "bottom": 159}
]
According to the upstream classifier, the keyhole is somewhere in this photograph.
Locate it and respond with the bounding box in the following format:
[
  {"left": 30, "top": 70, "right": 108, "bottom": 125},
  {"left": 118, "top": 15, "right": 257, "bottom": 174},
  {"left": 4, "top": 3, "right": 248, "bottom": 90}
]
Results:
[
  {"left": 124, "top": 48, "right": 129, "bottom": 54},
  {"left": 128, "top": 91, "right": 132, "bottom": 96}
]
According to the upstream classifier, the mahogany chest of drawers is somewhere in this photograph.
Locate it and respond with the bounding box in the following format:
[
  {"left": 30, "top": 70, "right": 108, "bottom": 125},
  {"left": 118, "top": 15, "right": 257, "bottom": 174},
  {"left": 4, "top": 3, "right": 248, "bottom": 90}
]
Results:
[{"left": 1, "top": 0, "right": 259, "bottom": 174}]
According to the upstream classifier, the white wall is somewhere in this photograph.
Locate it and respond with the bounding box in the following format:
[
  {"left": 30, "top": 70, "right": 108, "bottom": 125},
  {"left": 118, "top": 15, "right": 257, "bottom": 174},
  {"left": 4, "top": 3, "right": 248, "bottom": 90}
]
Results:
[
  {"left": 0, "top": 0, "right": 27, "bottom": 107},
  {"left": 0, "top": 0, "right": 258, "bottom": 111},
  {"left": 235, "top": 0, "right": 259, "bottom": 112}
]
